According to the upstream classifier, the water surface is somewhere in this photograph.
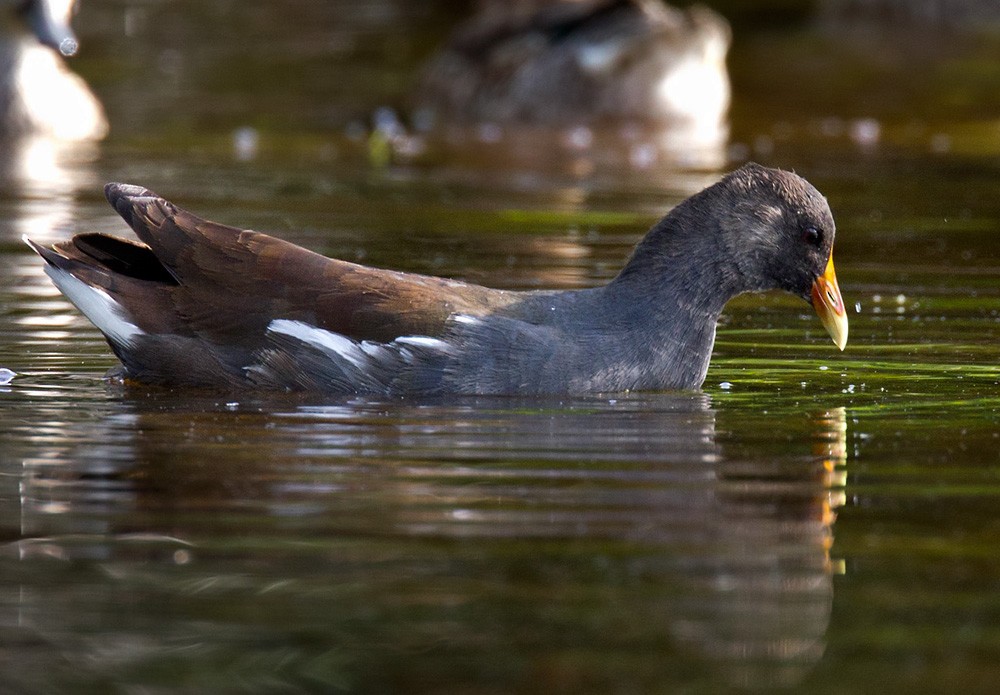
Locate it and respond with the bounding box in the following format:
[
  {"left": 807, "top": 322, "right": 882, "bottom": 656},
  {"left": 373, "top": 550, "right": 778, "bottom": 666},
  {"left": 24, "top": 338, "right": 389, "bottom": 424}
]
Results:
[{"left": 1, "top": 2, "right": 1000, "bottom": 692}]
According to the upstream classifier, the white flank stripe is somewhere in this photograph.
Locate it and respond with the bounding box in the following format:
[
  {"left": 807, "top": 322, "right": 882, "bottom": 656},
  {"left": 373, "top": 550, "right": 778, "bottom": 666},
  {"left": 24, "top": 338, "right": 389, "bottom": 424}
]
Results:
[
  {"left": 394, "top": 336, "right": 453, "bottom": 353},
  {"left": 360, "top": 341, "right": 390, "bottom": 359},
  {"left": 267, "top": 319, "right": 368, "bottom": 370},
  {"left": 44, "top": 266, "right": 143, "bottom": 348}
]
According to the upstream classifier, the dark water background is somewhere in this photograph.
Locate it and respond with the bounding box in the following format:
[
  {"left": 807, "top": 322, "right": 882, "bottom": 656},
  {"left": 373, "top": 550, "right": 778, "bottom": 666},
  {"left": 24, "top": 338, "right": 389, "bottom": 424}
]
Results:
[{"left": 1, "top": 1, "right": 1000, "bottom": 692}]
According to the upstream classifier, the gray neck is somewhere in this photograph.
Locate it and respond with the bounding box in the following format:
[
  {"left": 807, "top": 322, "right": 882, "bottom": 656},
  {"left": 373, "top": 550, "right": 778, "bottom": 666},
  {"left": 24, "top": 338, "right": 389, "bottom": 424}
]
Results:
[
  {"left": 610, "top": 206, "right": 743, "bottom": 319},
  {"left": 581, "top": 207, "right": 745, "bottom": 390},
  {"left": 483, "top": 207, "right": 746, "bottom": 392}
]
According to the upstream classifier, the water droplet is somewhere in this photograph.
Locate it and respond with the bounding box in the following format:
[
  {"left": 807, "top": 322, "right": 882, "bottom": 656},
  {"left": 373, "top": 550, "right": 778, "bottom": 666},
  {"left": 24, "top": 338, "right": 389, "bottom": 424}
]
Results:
[
  {"left": 629, "top": 142, "right": 657, "bottom": 169},
  {"left": 564, "top": 126, "right": 593, "bottom": 150},
  {"left": 850, "top": 118, "right": 881, "bottom": 147},
  {"left": 232, "top": 127, "right": 259, "bottom": 162},
  {"left": 477, "top": 122, "right": 503, "bottom": 143},
  {"left": 930, "top": 133, "right": 951, "bottom": 153},
  {"left": 59, "top": 38, "right": 79, "bottom": 57},
  {"left": 373, "top": 106, "right": 403, "bottom": 137}
]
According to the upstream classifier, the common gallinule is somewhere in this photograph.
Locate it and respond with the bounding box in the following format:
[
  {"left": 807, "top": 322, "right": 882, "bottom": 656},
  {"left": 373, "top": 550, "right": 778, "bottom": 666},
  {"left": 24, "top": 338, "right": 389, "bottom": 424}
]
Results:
[
  {"left": 413, "top": 0, "right": 730, "bottom": 132},
  {"left": 0, "top": 0, "right": 106, "bottom": 141},
  {"left": 26, "top": 163, "right": 847, "bottom": 395}
]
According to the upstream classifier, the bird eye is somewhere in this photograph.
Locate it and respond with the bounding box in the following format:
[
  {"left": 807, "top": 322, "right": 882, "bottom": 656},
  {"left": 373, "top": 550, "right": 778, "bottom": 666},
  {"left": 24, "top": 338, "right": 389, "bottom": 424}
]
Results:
[{"left": 802, "top": 226, "right": 822, "bottom": 246}]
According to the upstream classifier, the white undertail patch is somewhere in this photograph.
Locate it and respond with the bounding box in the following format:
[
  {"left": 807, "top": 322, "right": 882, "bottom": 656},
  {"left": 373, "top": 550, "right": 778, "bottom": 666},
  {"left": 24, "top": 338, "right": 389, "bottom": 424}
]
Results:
[{"left": 42, "top": 266, "right": 144, "bottom": 349}]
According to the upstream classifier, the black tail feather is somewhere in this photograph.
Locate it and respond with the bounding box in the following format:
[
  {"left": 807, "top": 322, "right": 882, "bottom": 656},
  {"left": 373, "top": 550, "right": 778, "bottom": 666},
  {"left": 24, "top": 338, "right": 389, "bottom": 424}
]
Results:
[
  {"left": 23, "top": 236, "right": 65, "bottom": 268},
  {"left": 71, "top": 233, "right": 178, "bottom": 285},
  {"left": 25, "top": 233, "right": 178, "bottom": 286}
]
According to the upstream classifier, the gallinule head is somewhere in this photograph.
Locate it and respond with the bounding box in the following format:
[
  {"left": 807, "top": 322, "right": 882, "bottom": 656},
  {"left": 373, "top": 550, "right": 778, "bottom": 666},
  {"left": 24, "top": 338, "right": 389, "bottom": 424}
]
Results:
[
  {"left": 413, "top": 0, "right": 730, "bottom": 132},
  {"left": 26, "top": 163, "right": 847, "bottom": 395},
  {"left": 0, "top": 0, "right": 107, "bottom": 141}
]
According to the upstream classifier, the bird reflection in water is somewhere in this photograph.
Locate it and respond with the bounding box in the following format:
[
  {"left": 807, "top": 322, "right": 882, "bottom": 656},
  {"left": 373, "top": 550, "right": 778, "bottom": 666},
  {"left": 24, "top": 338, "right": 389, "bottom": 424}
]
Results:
[
  {"left": 667, "top": 407, "right": 847, "bottom": 688},
  {"left": 9, "top": 394, "right": 847, "bottom": 690}
]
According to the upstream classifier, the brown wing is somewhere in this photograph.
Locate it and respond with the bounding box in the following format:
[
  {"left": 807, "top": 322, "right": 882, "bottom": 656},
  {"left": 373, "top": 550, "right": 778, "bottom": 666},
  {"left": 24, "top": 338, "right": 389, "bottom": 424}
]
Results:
[{"left": 51, "top": 183, "right": 517, "bottom": 348}]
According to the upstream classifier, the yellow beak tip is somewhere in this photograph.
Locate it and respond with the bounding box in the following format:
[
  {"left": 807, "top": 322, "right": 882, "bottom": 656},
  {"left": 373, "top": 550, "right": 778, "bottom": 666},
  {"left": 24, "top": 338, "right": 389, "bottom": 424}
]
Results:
[{"left": 812, "top": 254, "right": 848, "bottom": 351}]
